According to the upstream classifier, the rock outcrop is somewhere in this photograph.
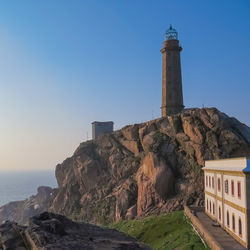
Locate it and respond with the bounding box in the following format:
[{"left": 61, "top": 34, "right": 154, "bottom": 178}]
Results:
[
  {"left": 0, "top": 186, "right": 54, "bottom": 225},
  {"left": 49, "top": 108, "right": 250, "bottom": 224},
  {"left": 1, "top": 108, "right": 250, "bottom": 225},
  {"left": 0, "top": 212, "right": 150, "bottom": 250}
]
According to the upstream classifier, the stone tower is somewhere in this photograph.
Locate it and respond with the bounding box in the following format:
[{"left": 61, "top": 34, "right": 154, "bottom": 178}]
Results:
[
  {"left": 92, "top": 121, "right": 114, "bottom": 139},
  {"left": 161, "top": 25, "right": 184, "bottom": 117}
]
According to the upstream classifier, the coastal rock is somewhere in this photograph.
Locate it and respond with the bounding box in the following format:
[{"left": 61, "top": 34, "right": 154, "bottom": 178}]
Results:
[
  {"left": 1, "top": 108, "right": 250, "bottom": 225},
  {"left": 49, "top": 108, "right": 250, "bottom": 223},
  {"left": 0, "top": 212, "right": 150, "bottom": 250},
  {"left": 0, "top": 186, "right": 54, "bottom": 225}
]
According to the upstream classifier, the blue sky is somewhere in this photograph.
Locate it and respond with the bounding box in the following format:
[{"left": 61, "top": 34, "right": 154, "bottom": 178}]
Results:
[{"left": 0, "top": 0, "right": 249, "bottom": 170}]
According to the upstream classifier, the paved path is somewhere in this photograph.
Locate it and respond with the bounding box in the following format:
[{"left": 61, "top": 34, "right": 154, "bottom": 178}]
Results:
[{"left": 195, "top": 211, "right": 246, "bottom": 250}]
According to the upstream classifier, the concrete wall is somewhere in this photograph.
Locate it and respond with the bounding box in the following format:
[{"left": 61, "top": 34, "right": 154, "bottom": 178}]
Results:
[
  {"left": 184, "top": 206, "right": 223, "bottom": 250},
  {"left": 92, "top": 121, "right": 114, "bottom": 139}
]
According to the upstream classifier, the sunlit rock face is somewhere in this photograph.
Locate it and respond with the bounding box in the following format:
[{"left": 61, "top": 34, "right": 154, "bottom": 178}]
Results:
[
  {"left": 49, "top": 107, "right": 250, "bottom": 223},
  {"left": 1, "top": 108, "right": 250, "bottom": 225}
]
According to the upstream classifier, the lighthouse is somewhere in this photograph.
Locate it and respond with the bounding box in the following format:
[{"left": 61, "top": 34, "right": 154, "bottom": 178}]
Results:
[{"left": 161, "top": 25, "right": 184, "bottom": 117}]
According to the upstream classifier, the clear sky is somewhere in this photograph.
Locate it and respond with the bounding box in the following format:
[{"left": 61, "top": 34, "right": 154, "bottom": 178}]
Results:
[{"left": 0, "top": 0, "right": 249, "bottom": 171}]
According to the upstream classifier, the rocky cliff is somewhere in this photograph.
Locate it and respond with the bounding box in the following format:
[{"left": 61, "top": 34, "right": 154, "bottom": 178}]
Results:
[
  {"left": 1, "top": 108, "right": 250, "bottom": 225},
  {"left": 0, "top": 212, "right": 150, "bottom": 250},
  {"left": 50, "top": 108, "right": 250, "bottom": 224}
]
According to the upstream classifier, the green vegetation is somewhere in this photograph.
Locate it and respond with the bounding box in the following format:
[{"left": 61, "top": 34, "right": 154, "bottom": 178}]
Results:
[
  {"left": 187, "top": 164, "right": 203, "bottom": 181},
  {"left": 110, "top": 210, "right": 209, "bottom": 250},
  {"left": 150, "top": 130, "right": 168, "bottom": 153}
]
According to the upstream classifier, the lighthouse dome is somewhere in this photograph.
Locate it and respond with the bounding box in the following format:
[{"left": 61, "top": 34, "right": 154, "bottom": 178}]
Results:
[{"left": 164, "top": 25, "right": 178, "bottom": 41}]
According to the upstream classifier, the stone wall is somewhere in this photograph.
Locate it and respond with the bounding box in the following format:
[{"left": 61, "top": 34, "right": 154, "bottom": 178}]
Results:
[{"left": 184, "top": 206, "right": 223, "bottom": 250}]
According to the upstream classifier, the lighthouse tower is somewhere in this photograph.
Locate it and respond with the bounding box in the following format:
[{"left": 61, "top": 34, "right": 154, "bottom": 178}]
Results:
[{"left": 161, "top": 25, "right": 184, "bottom": 117}]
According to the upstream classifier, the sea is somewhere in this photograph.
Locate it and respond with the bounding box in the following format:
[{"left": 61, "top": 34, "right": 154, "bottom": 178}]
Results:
[{"left": 0, "top": 170, "right": 57, "bottom": 206}]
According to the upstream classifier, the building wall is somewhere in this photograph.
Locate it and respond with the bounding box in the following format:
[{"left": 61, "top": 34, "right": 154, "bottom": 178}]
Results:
[
  {"left": 205, "top": 193, "right": 216, "bottom": 220},
  {"left": 223, "top": 174, "right": 245, "bottom": 209},
  {"left": 224, "top": 203, "right": 246, "bottom": 243},
  {"left": 204, "top": 171, "right": 216, "bottom": 195},
  {"left": 92, "top": 121, "right": 114, "bottom": 139},
  {"left": 245, "top": 174, "right": 250, "bottom": 248},
  {"left": 204, "top": 170, "right": 247, "bottom": 247}
]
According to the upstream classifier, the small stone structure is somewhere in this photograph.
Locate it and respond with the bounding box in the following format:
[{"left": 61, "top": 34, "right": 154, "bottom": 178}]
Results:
[
  {"left": 203, "top": 157, "right": 250, "bottom": 249},
  {"left": 92, "top": 121, "right": 114, "bottom": 139},
  {"left": 161, "top": 25, "right": 184, "bottom": 117}
]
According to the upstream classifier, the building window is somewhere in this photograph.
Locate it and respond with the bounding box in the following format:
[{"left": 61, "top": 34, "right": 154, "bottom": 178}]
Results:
[
  {"left": 209, "top": 176, "right": 211, "bottom": 187},
  {"left": 212, "top": 177, "right": 214, "bottom": 189},
  {"left": 232, "top": 214, "right": 235, "bottom": 231},
  {"left": 207, "top": 199, "right": 208, "bottom": 210},
  {"left": 218, "top": 178, "right": 221, "bottom": 191},
  {"left": 238, "top": 181, "right": 241, "bottom": 199},
  {"left": 213, "top": 203, "right": 215, "bottom": 215},
  {"left": 239, "top": 218, "right": 242, "bottom": 237},
  {"left": 225, "top": 180, "right": 228, "bottom": 194},
  {"left": 206, "top": 176, "right": 208, "bottom": 187},
  {"left": 210, "top": 201, "right": 211, "bottom": 213},
  {"left": 231, "top": 180, "right": 234, "bottom": 196},
  {"left": 227, "top": 211, "right": 230, "bottom": 227},
  {"left": 219, "top": 206, "right": 221, "bottom": 221}
]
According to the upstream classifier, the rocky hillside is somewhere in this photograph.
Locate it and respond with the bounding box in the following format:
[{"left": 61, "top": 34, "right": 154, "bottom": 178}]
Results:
[
  {"left": 49, "top": 108, "right": 250, "bottom": 224},
  {"left": 1, "top": 107, "right": 250, "bottom": 225},
  {"left": 0, "top": 212, "right": 150, "bottom": 250}
]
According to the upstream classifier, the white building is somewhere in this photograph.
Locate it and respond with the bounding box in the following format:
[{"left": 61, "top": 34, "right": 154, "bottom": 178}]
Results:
[{"left": 203, "top": 157, "right": 250, "bottom": 249}]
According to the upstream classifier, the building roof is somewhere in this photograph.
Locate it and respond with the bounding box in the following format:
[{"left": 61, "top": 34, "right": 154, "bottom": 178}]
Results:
[
  {"left": 92, "top": 121, "right": 114, "bottom": 124},
  {"left": 203, "top": 157, "right": 250, "bottom": 173}
]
